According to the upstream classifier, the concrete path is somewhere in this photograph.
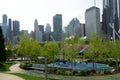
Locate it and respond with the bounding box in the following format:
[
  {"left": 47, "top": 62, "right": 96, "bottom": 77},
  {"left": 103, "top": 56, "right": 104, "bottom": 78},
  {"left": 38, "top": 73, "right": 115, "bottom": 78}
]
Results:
[
  {"left": 0, "top": 73, "right": 24, "bottom": 80},
  {"left": 9, "top": 63, "right": 25, "bottom": 73}
]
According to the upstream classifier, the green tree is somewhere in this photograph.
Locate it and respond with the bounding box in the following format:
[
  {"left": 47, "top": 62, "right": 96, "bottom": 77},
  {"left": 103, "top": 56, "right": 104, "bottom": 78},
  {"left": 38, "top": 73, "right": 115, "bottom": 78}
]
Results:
[
  {"left": 5, "top": 43, "right": 14, "bottom": 61},
  {"left": 41, "top": 42, "right": 60, "bottom": 62},
  {"left": 41, "top": 42, "right": 60, "bottom": 73},
  {"left": 85, "top": 34, "right": 103, "bottom": 69},
  {"left": 17, "top": 38, "right": 41, "bottom": 60},
  {"left": 64, "top": 36, "right": 85, "bottom": 61},
  {"left": 0, "top": 27, "right": 6, "bottom": 62},
  {"left": 110, "top": 40, "right": 120, "bottom": 71}
]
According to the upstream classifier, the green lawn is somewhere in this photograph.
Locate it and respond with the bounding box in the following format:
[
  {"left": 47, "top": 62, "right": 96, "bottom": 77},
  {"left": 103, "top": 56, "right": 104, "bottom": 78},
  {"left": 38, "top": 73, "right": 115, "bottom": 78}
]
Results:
[
  {"left": 0, "top": 62, "right": 14, "bottom": 72},
  {"left": 10, "top": 73, "right": 60, "bottom": 80},
  {"left": 48, "top": 73, "right": 120, "bottom": 80}
]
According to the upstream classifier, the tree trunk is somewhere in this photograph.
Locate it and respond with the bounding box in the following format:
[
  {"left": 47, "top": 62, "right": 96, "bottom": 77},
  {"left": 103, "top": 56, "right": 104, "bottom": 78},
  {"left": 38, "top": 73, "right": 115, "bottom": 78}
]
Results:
[{"left": 116, "top": 59, "right": 119, "bottom": 72}]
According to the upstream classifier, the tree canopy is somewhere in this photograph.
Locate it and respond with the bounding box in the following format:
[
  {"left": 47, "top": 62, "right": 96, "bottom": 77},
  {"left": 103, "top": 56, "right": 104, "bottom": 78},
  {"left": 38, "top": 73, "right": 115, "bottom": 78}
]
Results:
[
  {"left": 0, "top": 27, "right": 6, "bottom": 62},
  {"left": 17, "top": 36, "right": 41, "bottom": 59}
]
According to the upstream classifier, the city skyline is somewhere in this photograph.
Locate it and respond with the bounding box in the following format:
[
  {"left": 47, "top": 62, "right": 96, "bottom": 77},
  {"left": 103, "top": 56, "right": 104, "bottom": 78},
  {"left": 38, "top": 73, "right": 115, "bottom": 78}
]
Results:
[{"left": 0, "top": 0, "right": 102, "bottom": 32}]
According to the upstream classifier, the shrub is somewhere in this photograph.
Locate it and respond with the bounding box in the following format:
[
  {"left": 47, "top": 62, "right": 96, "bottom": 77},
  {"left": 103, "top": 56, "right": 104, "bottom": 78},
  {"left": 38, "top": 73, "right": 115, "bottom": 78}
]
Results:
[
  {"left": 20, "top": 62, "right": 32, "bottom": 70},
  {"left": 56, "top": 70, "right": 63, "bottom": 75},
  {"left": 86, "top": 70, "right": 91, "bottom": 75},
  {"left": 86, "top": 69, "right": 96, "bottom": 75},
  {"left": 65, "top": 71, "right": 72, "bottom": 76},
  {"left": 104, "top": 69, "right": 112, "bottom": 74},
  {"left": 47, "top": 68, "right": 53, "bottom": 73},
  {"left": 108, "top": 61, "right": 116, "bottom": 67},
  {"left": 91, "top": 69, "right": 96, "bottom": 73},
  {"left": 118, "top": 67, "right": 120, "bottom": 71},
  {"left": 79, "top": 70, "right": 87, "bottom": 76},
  {"left": 72, "top": 70, "right": 78, "bottom": 75}
]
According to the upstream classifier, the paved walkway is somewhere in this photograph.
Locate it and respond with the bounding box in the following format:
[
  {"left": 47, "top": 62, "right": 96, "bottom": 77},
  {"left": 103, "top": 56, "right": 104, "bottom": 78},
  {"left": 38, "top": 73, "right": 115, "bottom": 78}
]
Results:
[
  {"left": 9, "top": 63, "right": 26, "bottom": 73},
  {"left": 0, "top": 73, "right": 24, "bottom": 80}
]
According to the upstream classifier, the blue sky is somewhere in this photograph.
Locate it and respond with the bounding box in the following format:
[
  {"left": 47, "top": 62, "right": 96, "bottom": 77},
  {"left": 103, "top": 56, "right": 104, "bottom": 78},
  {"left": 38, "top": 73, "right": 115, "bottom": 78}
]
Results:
[{"left": 0, "top": 0, "right": 102, "bottom": 32}]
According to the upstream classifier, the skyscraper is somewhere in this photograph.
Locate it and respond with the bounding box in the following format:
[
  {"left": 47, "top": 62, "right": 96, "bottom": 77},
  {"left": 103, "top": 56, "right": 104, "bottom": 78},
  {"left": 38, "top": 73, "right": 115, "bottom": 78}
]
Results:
[
  {"left": 102, "top": 0, "right": 119, "bottom": 39},
  {"left": 34, "top": 19, "right": 42, "bottom": 42},
  {"left": 45, "top": 23, "right": 51, "bottom": 33},
  {"left": 117, "top": 0, "right": 120, "bottom": 29},
  {"left": 7, "top": 18, "right": 13, "bottom": 43},
  {"left": 3, "top": 14, "right": 7, "bottom": 24},
  {"left": 85, "top": 6, "right": 101, "bottom": 39},
  {"left": 66, "top": 18, "right": 80, "bottom": 37},
  {"left": 2, "top": 14, "right": 8, "bottom": 38},
  {"left": 53, "top": 14, "right": 62, "bottom": 41},
  {"left": 13, "top": 20, "right": 20, "bottom": 36},
  {"left": 38, "top": 25, "right": 44, "bottom": 33}
]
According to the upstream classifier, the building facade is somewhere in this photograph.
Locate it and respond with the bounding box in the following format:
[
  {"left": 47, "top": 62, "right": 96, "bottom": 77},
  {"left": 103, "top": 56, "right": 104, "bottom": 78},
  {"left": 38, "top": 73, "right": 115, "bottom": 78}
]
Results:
[
  {"left": 53, "top": 14, "right": 62, "bottom": 41},
  {"left": 85, "top": 6, "right": 101, "bottom": 39},
  {"left": 34, "top": 19, "right": 42, "bottom": 42},
  {"left": 45, "top": 23, "right": 51, "bottom": 33},
  {"left": 7, "top": 18, "right": 13, "bottom": 43},
  {"left": 13, "top": 20, "right": 20, "bottom": 36},
  {"left": 2, "top": 14, "right": 8, "bottom": 38},
  {"left": 38, "top": 25, "right": 44, "bottom": 33},
  {"left": 102, "top": 0, "right": 119, "bottom": 39},
  {"left": 117, "top": 0, "right": 120, "bottom": 29}
]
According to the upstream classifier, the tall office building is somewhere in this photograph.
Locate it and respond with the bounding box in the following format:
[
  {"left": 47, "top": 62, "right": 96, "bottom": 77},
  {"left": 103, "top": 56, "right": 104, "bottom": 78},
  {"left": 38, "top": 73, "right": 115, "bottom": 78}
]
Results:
[
  {"left": 7, "top": 19, "right": 13, "bottom": 43},
  {"left": 45, "top": 23, "right": 51, "bottom": 33},
  {"left": 13, "top": 20, "right": 20, "bottom": 36},
  {"left": 53, "top": 14, "right": 62, "bottom": 41},
  {"left": 38, "top": 25, "right": 44, "bottom": 33},
  {"left": 117, "top": 0, "right": 120, "bottom": 29},
  {"left": 66, "top": 18, "right": 81, "bottom": 37},
  {"left": 80, "top": 23, "right": 86, "bottom": 37},
  {"left": 34, "top": 19, "right": 42, "bottom": 42},
  {"left": 102, "top": 0, "right": 119, "bottom": 39},
  {"left": 2, "top": 14, "right": 8, "bottom": 38},
  {"left": 3, "top": 14, "right": 7, "bottom": 23},
  {"left": 85, "top": 6, "right": 101, "bottom": 39}
]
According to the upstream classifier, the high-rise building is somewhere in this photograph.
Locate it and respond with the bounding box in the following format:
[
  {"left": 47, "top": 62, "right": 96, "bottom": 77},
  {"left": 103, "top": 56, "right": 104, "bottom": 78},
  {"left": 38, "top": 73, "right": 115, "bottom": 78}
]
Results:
[
  {"left": 3, "top": 14, "right": 7, "bottom": 24},
  {"left": 85, "top": 6, "right": 101, "bottom": 39},
  {"left": 102, "top": 0, "right": 119, "bottom": 39},
  {"left": 7, "top": 18, "right": 13, "bottom": 43},
  {"left": 43, "top": 24, "right": 51, "bottom": 42},
  {"left": 20, "top": 30, "right": 29, "bottom": 37},
  {"left": 38, "top": 25, "right": 44, "bottom": 33},
  {"left": 2, "top": 14, "right": 8, "bottom": 38},
  {"left": 53, "top": 14, "right": 62, "bottom": 41},
  {"left": 13, "top": 20, "right": 20, "bottom": 36},
  {"left": 117, "top": 0, "right": 120, "bottom": 29},
  {"left": 68, "top": 18, "right": 81, "bottom": 37},
  {"left": 80, "top": 23, "right": 86, "bottom": 37},
  {"left": 45, "top": 23, "right": 51, "bottom": 33},
  {"left": 34, "top": 19, "right": 42, "bottom": 42}
]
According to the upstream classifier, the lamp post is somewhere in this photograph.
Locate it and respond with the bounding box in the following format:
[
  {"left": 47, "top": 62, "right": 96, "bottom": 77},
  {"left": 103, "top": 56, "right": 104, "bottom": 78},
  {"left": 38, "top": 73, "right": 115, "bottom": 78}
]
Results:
[{"left": 92, "top": 52, "right": 95, "bottom": 69}]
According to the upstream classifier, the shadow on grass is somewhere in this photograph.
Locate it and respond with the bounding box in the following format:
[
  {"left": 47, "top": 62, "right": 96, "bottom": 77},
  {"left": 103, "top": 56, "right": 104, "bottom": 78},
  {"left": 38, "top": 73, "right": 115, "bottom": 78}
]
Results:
[{"left": 0, "top": 62, "right": 14, "bottom": 72}]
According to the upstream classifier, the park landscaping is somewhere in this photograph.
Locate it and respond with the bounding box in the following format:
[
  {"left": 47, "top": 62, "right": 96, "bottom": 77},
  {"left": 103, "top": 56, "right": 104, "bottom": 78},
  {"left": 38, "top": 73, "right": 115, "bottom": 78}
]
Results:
[
  {"left": 0, "top": 25, "right": 120, "bottom": 80},
  {"left": 0, "top": 62, "right": 14, "bottom": 72}
]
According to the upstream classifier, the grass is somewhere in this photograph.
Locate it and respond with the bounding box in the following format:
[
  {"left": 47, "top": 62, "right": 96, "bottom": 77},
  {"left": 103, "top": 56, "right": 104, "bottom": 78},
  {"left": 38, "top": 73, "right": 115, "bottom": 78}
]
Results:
[
  {"left": 10, "top": 73, "right": 60, "bottom": 80},
  {"left": 0, "top": 62, "right": 14, "bottom": 72}
]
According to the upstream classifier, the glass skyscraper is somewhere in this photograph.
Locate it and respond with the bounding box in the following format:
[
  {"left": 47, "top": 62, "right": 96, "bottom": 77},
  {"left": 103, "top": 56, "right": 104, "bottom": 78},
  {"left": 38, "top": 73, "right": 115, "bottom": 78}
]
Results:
[
  {"left": 53, "top": 14, "right": 62, "bottom": 41},
  {"left": 102, "top": 0, "right": 119, "bottom": 39},
  {"left": 13, "top": 20, "right": 20, "bottom": 36},
  {"left": 2, "top": 14, "right": 8, "bottom": 38}
]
